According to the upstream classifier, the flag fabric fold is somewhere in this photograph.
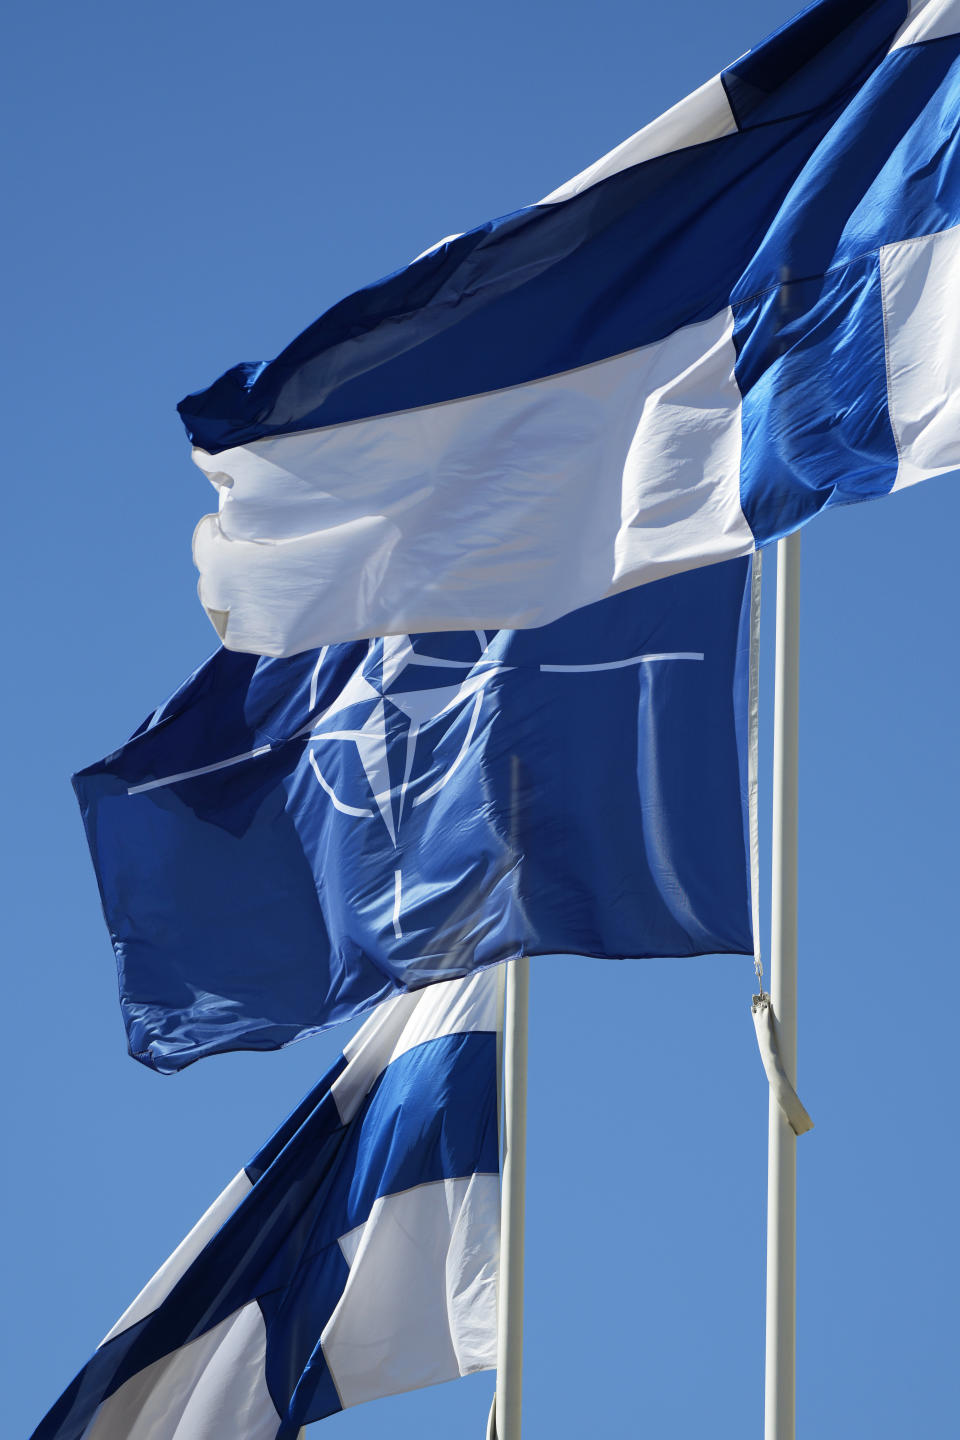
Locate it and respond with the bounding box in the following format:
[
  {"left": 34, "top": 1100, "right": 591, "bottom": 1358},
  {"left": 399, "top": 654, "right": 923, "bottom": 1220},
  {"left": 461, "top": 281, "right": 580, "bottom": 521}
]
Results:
[
  {"left": 31, "top": 970, "right": 500, "bottom": 1440},
  {"left": 179, "top": 0, "right": 960, "bottom": 656},
  {"left": 74, "top": 559, "right": 754, "bottom": 1073}
]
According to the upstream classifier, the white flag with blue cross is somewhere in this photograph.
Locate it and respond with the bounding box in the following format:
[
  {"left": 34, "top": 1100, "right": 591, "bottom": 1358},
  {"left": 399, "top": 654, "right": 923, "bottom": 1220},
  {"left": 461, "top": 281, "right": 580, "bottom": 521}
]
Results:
[
  {"left": 31, "top": 970, "right": 499, "bottom": 1440},
  {"left": 180, "top": 0, "right": 960, "bottom": 657}
]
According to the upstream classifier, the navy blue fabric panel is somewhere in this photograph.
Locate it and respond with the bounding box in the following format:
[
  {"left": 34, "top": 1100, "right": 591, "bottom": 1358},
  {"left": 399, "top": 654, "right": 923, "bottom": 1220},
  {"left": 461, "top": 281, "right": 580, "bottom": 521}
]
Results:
[
  {"left": 74, "top": 561, "right": 753, "bottom": 1072},
  {"left": 733, "top": 38, "right": 960, "bottom": 302},
  {"left": 736, "top": 253, "right": 897, "bottom": 542},
  {"left": 75, "top": 756, "right": 399, "bottom": 1069},
  {"left": 482, "top": 565, "right": 753, "bottom": 960},
  {"left": 722, "top": 0, "right": 905, "bottom": 128},
  {"left": 75, "top": 563, "right": 753, "bottom": 1071},
  {"left": 31, "top": 1027, "right": 496, "bottom": 1438},
  {"left": 121, "top": 641, "right": 363, "bottom": 769}
]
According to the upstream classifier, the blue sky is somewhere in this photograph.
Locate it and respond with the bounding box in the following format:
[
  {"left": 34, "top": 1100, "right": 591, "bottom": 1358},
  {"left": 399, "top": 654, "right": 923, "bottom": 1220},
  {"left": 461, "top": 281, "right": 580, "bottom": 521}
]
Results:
[{"left": 4, "top": 1, "right": 958, "bottom": 1435}]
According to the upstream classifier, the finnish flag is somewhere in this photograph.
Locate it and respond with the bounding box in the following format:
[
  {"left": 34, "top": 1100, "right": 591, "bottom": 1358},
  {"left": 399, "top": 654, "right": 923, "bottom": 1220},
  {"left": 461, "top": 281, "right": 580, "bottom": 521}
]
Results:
[
  {"left": 179, "top": 0, "right": 960, "bottom": 657},
  {"left": 31, "top": 971, "right": 499, "bottom": 1440},
  {"left": 74, "top": 559, "right": 754, "bottom": 1074}
]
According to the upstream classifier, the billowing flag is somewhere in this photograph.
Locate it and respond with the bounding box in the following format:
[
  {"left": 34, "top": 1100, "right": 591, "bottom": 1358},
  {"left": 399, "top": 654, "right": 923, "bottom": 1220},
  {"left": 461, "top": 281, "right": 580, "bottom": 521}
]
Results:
[
  {"left": 179, "top": 0, "right": 960, "bottom": 656},
  {"left": 32, "top": 971, "right": 499, "bottom": 1440},
  {"left": 74, "top": 558, "right": 755, "bottom": 1073}
]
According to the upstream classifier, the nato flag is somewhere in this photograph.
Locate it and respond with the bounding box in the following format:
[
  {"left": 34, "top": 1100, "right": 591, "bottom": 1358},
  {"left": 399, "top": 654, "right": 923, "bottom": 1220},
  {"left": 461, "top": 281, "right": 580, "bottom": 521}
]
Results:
[{"left": 74, "top": 558, "right": 754, "bottom": 1073}]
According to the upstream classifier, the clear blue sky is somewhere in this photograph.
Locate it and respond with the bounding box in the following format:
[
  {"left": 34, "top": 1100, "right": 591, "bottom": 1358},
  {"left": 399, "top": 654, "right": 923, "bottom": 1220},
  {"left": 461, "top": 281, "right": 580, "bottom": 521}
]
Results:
[{"left": 4, "top": 1, "right": 958, "bottom": 1435}]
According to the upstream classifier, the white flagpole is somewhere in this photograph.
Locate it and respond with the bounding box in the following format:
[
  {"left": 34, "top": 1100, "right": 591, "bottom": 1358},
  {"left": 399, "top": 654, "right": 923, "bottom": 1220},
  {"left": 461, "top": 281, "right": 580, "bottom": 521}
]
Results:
[
  {"left": 764, "top": 530, "right": 801, "bottom": 1440},
  {"left": 493, "top": 953, "right": 530, "bottom": 1440}
]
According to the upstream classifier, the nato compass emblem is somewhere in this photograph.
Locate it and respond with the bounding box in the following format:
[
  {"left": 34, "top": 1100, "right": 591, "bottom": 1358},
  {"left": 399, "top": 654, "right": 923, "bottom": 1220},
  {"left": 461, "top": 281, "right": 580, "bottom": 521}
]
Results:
[
  {"left": 305, "top": 633, "right": 502, "bottom": 842},
  {"left": 301, "top": 633, "right": 505, "bottom": 938},
  {"left": 301, "top": 631, "right": 704, "bottom": 940},
  {"left": 125, "top": 629, "right": 704, "bottom": 946}
]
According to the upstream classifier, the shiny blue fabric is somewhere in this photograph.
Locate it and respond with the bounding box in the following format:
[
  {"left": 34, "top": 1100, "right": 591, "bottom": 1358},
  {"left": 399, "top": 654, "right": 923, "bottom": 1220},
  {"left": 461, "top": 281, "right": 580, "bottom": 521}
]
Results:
[
  {"left": 73, "top": 560, "right": 754, "bottom": 1073},
  {"left": 734, "top": 33, "right": 960, "bottom": 541},
  {"left": 31, "top": 1030, "right": 498, "bottom": 1438}
]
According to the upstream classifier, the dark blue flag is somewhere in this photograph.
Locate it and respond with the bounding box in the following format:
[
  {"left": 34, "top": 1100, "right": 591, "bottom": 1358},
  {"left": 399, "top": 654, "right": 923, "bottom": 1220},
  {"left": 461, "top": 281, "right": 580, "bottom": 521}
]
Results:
[{"left": 74, "top": 558, "right": 755, "bottom": 1073}]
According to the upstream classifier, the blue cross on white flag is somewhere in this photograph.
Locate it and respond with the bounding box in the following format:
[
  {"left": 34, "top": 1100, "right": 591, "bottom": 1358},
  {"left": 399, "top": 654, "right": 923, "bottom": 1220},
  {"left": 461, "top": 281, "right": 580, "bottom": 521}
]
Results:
[
  {"left": 179, "top": 0, "right": 960, "bottom": 657},
  {"left": 74, "top": 558, "right": 755, "bottom": 1073},
  {"left": 31, "top": 970, "right": 499, "bottom": 1440}
]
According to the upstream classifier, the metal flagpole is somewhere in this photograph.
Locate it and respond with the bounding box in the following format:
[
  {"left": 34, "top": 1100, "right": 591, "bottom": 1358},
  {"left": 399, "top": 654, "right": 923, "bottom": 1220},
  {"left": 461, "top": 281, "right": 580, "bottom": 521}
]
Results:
[
  {"left": 764, "top": 530, "right": 801, "bottom": 1440},
  {"left": 492, "top": 953, "right": 530, "bottom": 1440}
]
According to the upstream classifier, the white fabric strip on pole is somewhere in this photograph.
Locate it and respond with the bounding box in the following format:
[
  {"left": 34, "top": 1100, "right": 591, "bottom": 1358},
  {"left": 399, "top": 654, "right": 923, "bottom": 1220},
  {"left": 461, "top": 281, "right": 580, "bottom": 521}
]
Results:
[
  {"left": 752, "top": 995, "right": 813, "bottom": 1138},
  {"left": 492, "top": 954, "right": 529, "bottom": 1440},
  {"left": 765, "top": 531, "right": 802, "bottom": 1440}
]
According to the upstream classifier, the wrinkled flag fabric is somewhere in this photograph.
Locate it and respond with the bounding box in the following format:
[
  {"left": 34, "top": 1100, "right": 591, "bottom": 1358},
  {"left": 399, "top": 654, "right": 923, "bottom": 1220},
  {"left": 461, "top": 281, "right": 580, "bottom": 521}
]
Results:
[
  {"left": 180, "top": 0, "right": 960, "bottom": 656},
  {"left": 73, "top": 558, "right": 754, "bottom": 1073},
  {"left": 32, "top": 971, "right": 499, "bottom": 1440}
]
